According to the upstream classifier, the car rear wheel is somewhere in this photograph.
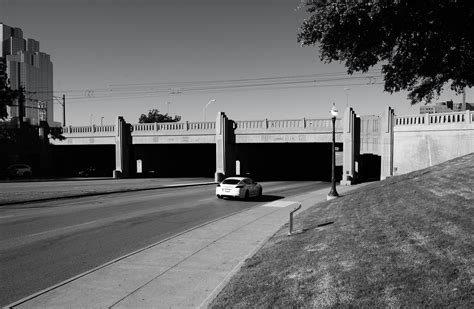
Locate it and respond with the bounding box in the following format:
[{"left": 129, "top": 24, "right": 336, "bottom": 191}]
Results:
[
  {"left": 244, "top": 190, "right": 249, "bottom": 200},
  {"left": 258, "top": 188, "right": 262, "bottom": 197},
  {"left": 217, "top": 195, "right": 223, "bottom": 199}
]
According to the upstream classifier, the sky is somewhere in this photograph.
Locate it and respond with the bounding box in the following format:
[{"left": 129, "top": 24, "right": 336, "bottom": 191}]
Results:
[{"left": 1, "top": 0, "right": 470, "bottom": 126}]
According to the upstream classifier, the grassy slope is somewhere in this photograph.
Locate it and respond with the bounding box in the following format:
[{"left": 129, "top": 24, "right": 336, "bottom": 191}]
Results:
[{"left": 210, "top": 154, "right": 474, "bottom": 308}]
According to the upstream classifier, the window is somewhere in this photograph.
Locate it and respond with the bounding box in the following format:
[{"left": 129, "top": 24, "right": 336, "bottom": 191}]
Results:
[{"left": 222, "top": 179, "right": 240, "bottom": 185}]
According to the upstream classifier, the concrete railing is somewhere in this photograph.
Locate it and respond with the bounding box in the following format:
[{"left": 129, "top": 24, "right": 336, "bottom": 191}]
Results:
[
  {"left": 132, "top": 121, "right": 215, "bottom": 132},
  {"left": 187, "top": 121, "right": 215, "bottom": 130},
  {"left": 235, "top": 118, "right": 341, "bottom": 131},
  {"left": 61, "top": 117, "right": 343, "bottom": 137},
  {"left": 395, "top": 111, "right": 472, "bottom": 126},
  {"left": 62, "top": 125, "right": 115, "bottom": 134}
]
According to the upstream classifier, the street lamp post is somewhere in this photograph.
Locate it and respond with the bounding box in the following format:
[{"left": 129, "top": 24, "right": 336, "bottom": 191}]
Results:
[
  {"left": 327, "top": 102, "right": 339, "bottom": 200},
  {"left": 203, "top": 99, "right": 216, "bottom": 121}
]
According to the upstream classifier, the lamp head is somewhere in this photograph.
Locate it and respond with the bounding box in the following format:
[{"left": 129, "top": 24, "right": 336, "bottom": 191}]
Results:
[{"left": 330, "top": 103, "right": 338, "bottom": 117}]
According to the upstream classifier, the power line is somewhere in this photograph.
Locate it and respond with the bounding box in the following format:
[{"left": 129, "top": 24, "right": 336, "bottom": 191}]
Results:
[
  {"left": 64, "top": 81, "right": 384, "bottom": 104},
  {"left": 28, "top": 70, "right": 382, "bottom": 96}
]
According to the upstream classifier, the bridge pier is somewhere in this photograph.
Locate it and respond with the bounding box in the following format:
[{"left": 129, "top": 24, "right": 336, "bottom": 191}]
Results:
[
  {"left": 215, "top": 112, "right": 236, "bottom": 182},
  {"left": 114, "top": 116, "right": 132, "bottom": 178},
  {"left": 380, "top": 107, "right": 395, "bottom": 180},
  {"left": 341, "top": 107, "right": 357, "bottom": 185}
]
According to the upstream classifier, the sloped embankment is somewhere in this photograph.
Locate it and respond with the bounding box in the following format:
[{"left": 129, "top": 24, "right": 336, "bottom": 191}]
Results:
[{"left": 210, "top": 153, "right": 474, "bottom": 307}]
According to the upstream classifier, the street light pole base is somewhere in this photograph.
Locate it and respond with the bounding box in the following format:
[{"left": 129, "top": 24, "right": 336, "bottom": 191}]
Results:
[{"left": 326, "top": 194, "right": 339, "bottom": 201}]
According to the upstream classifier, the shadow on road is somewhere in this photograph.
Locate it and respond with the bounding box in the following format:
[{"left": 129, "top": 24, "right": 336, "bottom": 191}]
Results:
[
  {"left": 221, "top": 195, "right": 284, "bottom": 203},
  {"left": 254, "top": 195, "right": 284, "bottom": 202}
]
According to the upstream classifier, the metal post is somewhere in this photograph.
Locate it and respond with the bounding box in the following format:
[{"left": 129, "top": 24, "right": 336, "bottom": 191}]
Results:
[
  {"left": 288, "top": 204, "right": 302, "bottom": 236},
  {"left": 62, "top": 94, "right": 66, "bottom": 126},
  {"left": 327, "top": 116, "right": 339, "bottom": 200}
]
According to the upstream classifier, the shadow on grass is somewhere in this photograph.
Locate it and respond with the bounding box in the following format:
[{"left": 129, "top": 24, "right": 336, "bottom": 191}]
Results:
[
  {"left": 300, "top": 221, "right": 335, "bottom": 231},
  {"left": 317, "top": 221, "right": 335, "bottom": 228},
  {"left": 288, "top": 221, "right": 336, "bottom": 236}
]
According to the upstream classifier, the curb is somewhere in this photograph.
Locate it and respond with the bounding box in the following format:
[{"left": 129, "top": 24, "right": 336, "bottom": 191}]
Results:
[
  {"left": 3, "top": 198, "right": 275, "bottom": 309},
  {"left": 0, "top": 182, "right": 217, "bottom": 206}
]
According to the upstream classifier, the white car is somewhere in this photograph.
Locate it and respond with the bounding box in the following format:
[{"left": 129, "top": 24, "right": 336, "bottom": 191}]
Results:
[{"left": 216, "top": 177, "right": 262, "bottom": 200}]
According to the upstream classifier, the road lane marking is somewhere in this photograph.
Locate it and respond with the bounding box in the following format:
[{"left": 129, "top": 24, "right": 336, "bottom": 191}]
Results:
[
  {"left": 3, "top": 203, "right": 279, "bottom": 309},
  {"left": 197, "top": 197, "right": 216, "bottom": 202},
  {"left": 26, "top": 220, "right": 99, "bottom": 238}
]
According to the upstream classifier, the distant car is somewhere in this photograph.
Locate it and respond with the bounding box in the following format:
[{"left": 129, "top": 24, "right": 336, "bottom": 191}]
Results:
[
  {"left": 216, "top": 177, "right": 262, "bottom": 200},
  {"left": 6, "top": 164, "right": 32, "bottom": 177},
  {"left": 77, "top": 166, "right": 109, "bottom": 177}
]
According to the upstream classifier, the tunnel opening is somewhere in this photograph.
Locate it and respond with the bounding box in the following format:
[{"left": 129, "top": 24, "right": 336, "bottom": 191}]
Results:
[
  {"left": 234, "top": 143, "right": 342, "bottom": 181},
  {"left": 52, "top": 145, "right": 115, "bottom": 177},
  {"left": 132, "top": 144, "right": 215, "bottom": 178},
  {"left": 357, "top": 154, "right": 381, "bottom": 182}
]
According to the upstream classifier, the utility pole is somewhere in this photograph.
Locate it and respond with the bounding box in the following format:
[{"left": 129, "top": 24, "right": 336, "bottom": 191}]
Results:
[{"left": 62, "top": 94, "right": 66, "bottom": 126}]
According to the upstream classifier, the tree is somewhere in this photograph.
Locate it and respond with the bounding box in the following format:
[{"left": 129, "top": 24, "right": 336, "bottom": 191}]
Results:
[
  {"left": 298, "top": 0, "right": 474, "bottom": 104},
  {"left": 0, "top": 61, "right": 20, "bottom": 119},
  {"left": 138, "top": 109, "right": 181, "bottom": 123}
]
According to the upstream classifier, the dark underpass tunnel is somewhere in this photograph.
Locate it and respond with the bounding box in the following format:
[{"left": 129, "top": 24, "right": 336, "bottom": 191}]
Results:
[
  {"left": 132, "top": 144, "right": 215, "bottom": 178},
  {"left": 234, "top": 143, "right": 342, "bottom": 181},
  {"left": 357, "top": 154, "right": 381, "bottom": 182},
  {"left": 52, "top": 145, "right": 115, "bottom": 177}
]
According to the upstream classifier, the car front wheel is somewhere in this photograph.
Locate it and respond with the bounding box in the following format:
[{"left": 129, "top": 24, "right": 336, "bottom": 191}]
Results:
[{"left": 217, "top": 195, "right": 223, "bottom": 199}]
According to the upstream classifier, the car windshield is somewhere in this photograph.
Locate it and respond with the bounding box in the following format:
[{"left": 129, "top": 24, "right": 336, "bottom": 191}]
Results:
[{"left": 222, "top": 179, "right": 241, "bottom": 185}]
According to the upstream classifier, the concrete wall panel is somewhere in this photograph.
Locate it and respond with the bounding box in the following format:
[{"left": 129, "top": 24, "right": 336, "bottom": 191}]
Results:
[{"left": 393, "top": 128, "right": 474, "bottom": 175}]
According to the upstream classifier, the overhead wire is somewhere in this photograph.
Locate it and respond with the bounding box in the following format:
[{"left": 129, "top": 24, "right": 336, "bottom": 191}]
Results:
[{"left": 26, "top": 70, "right": 383, "bottom": 102}]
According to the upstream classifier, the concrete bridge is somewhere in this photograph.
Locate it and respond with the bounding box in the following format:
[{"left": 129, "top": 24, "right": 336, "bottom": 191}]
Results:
[{"left": 51, "top": 108, "right": 474, "bottom": 184}]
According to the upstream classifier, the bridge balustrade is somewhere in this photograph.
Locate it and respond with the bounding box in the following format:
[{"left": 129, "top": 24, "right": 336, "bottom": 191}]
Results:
[
  {"left": 131, "top": 121, "right": 215, "bottom": 132},
  {"left": 395, "top": 111, "right": 472, "bottom": 126},
  {"left": 95, "top": 125, "right": 115, "bottom": 133},
  {"left": 187, "top": 121, "right": 215, "bottom": 130},
  {"left": 62, "top": 125, "right": 116, "bottom": 134},
  {"left": 235, "top": 118, "right": 341, "bottom": 132}
]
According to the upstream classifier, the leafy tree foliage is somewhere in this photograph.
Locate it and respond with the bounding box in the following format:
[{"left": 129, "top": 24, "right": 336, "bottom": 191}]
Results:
[
  {"left": 298, "top": 0, "right": 474, "bottom": 103},
  {"left": 138, "top": 109, "right": 181, "bottom": 123},
  {"left": 0, "top": 61, "right": 19, "bottom": 119}
]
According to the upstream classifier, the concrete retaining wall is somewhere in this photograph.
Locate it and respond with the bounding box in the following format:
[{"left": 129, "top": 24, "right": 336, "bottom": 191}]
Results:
[{"left": 393, "top": 111, "right": 473, "bottom": 175}]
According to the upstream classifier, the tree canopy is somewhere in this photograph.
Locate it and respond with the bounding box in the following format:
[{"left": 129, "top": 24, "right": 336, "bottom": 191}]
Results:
[
  {"left": 0, "top": 62, "right": 19, "bottom": 119},
  {"left": 298, "top": 0, "right": 474, "bottom": 104},
  {"left": 138, "top": 109, "right": 181, "bottom": 123}
]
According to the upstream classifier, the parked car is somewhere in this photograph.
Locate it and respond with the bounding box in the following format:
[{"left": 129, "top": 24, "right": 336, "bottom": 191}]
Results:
[
  {"left": 6, "top": 164, "right": 32, "bottom": 177},
  {"left": 216, "top": 177, "right": 262, "bottom": 200},
  {"left": 77, "top": 166, "right": 110, "bottom": 177}
]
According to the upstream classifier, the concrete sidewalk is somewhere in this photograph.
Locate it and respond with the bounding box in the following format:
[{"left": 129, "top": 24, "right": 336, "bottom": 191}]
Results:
[{"left": 6, "top": 184, "right": 362, "bottom": 309}]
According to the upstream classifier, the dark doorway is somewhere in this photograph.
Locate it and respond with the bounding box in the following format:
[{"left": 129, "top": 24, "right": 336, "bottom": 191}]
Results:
[{"left": 357, "top": 154, "right": 381, "bottom": 182}]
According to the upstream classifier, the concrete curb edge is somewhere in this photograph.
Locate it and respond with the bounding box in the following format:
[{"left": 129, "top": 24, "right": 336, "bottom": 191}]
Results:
[{"left": 0, "top": 182, "right": 217, "bottom": 206}]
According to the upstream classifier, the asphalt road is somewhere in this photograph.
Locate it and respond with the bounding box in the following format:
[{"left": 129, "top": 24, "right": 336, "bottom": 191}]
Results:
[
  {"left": 0, "top": 177, "right": 215, "bottom": 205},
  {"left": 0, "top": 181, "right": 328, "bottom": 306}
]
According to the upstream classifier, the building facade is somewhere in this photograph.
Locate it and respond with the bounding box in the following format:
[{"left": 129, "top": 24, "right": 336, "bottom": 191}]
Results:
[
  {"left": 420, "top": 100, "right": 474, "bottom": 114},
  {"left": 1, "top": 23, "right": 54, "bottom": 126}
]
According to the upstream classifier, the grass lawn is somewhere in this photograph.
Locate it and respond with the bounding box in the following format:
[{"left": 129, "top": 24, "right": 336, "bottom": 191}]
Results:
[{"left": 210, "top": 153, "right": 474, "bottom": 308}]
